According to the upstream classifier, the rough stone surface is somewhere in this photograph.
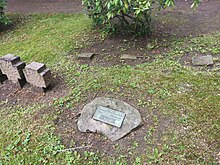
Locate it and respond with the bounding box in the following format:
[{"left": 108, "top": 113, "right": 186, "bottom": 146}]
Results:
[
  {"left": 24, "top": 62, "right": 51, "bottom": 88},
  {"left": 77, "top": 97, "right": 142, "bottom": 141},
  {"left": 26, "top": 62, "right": 46, "bottom": 73},
  {"left": 78, "top": 53, "right": 95, "bottom": 60},
  {"left": 120, "top": 54, "right": 138, "bottom": 60},
  {"left": 0, "top": 54, "right": 26, "bottom": 84},
  {"left": 192, "top": 55, "right": 214, "bottom": 66}
]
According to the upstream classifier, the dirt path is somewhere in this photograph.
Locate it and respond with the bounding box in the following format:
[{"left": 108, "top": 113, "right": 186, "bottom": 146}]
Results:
[
  {"left": 160, "top": 0, "right": 220, "bottom": 35},
  {"left": 6, "top": 0, "right": 82, "bottom": 13}
]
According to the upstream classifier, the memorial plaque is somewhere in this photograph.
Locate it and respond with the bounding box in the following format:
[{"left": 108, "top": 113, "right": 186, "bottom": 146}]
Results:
[{"left": 93, "top": 106, "right": 126, "bottom": 128}]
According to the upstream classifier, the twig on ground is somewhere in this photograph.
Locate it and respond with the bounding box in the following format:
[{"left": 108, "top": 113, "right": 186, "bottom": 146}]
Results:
[
  {"left": 92, "top": 90, "right": 99, "bottom": 99},
  {"left": 56, "top": 145, "right": 92, "bottom": 152}
]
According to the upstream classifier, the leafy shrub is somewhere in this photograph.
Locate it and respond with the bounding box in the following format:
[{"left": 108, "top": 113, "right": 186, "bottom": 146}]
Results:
[
  {"left": 82, "top": 0, "right": 201, "bottom": 35},
  {"left": 0, "top": 0, "right": 9, "bottom": 25}
]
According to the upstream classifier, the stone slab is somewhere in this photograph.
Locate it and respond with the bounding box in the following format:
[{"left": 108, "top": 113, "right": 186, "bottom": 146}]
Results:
[
  {"left": 78, "top": 53, "right": 94, "bottom": 60},
  {"left": 192, "top": 55, "right": 214, "bottom": 66},
  {"left": 120, "top": 54, "right": 138, "bottom": 60},
  {"left": 77, "top": 97, "right": 142, "bottom": 141}
]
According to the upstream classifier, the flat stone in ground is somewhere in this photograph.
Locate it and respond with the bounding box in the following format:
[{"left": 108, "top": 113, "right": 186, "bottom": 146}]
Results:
[
  {"left": 192, "top": 55, "right": 214, "bottom": 66},
  {"left": 78, "top": 53, "right": 95, "bottom": 60},
  {"left": 120, "top": 54, "right": 138, "bottom": 60},
  {"left": 77, "top": 97, "right": 142, "bottom": 141}
]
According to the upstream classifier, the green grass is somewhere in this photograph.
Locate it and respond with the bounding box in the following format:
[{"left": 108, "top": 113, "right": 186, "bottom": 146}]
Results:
[
  {"left": 0, "top": 104, "right": 63, "bottom": 164},
  {"left": 0, "top": 13, "right": 92, "bottom": 65},
  {"left": 0, "top": 13, "right": 219, "bottom": 164},
  {"left": 60, "top": 59, "right": 219, "bottom": 164},
  {"left": 0, "top": 103, "right": 101, "bottom": 164}
]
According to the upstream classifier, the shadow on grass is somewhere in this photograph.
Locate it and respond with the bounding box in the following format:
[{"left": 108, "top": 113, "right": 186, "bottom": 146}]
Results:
[{"left": 0, "top": 14, "right": 27, "bottom": 34}]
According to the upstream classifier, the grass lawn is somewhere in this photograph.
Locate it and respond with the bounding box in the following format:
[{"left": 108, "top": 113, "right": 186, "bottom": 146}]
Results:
[{"left": 0, "top": 13, "right": 219, "bottom": 164}]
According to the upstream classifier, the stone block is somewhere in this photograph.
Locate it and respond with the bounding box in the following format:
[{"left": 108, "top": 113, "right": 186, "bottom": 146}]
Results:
[
  {"left": 0, "top": 54, "right": 26, "bottom": 87},
  {"left": 78, "top": 53, "right": 95, "bottom": 60},
  {"left": 192, "top": 55, "right": 214, "bottom": 66},
  {"left": 24, "top": 62, "right": 51, "bottom": 89},
  {"left": 120, "top": 54, "right": 138, "bottom": 60}
]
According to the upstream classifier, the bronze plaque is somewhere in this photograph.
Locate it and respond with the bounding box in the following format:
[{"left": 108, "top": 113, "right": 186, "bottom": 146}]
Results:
[{"left": 93, "top": 106, "right": 126, "bottom": 128}]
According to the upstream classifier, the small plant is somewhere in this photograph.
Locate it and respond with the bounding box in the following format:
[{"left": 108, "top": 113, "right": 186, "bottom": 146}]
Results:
[
  {"left": 134, "top": 157, "right": 141, "bottom": 165},
  {"left": 129, "top": 82, "right": 137, "bottom": 88},
  {"left": 84, "top": 151, "right": 100, "bottom": 164},
  {"left": 147, "top": 88, "right": 156, "bottom": 95},
  {"left": 53, "top": 98, "right": 65, "bottom": 107},
  {"left": 0, "top": 0, "right": 10, "bottom": 25},
  {"left": 22, "top": 133, "right": 31, "bottom": 146},
  {"left": 82, "top": 0, "right": 201, "bottom": 35},
  {"left": 148, "top": 148, "right": 164, "bottom": 164},
  {"left": 132, "top": 141, "right": 139, "bottom": 150}
]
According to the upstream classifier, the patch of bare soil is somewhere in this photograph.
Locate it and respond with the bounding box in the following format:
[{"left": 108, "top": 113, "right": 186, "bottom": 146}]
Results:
[
  {"left": 75, "top": 33, "right": 169, "bottom": 67},
  {"left": 154, "top": 0, "right": 220, "bottom": 36},
  {"left": 0, "top": 73, "right": 69, "bottom": 107},
  {"left": 6, "top": 0, "right": 82, "bottom": 14},
  {"left": 74, "top": 0, "right": 220, "bottom": 67}
]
